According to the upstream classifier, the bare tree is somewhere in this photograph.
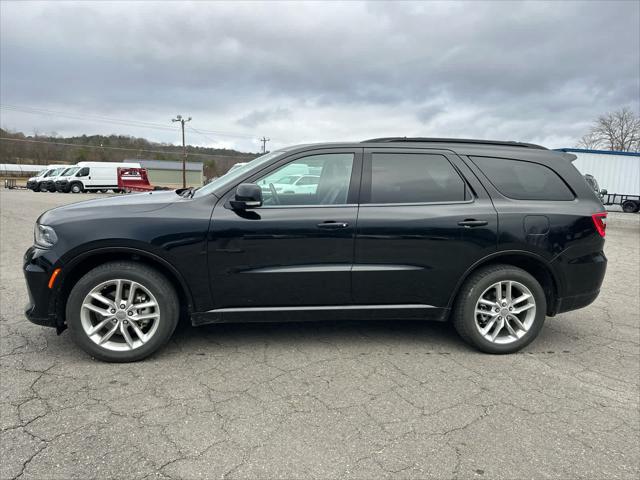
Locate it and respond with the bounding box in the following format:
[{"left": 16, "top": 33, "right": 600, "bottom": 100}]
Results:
[
  {"left": 577, "top": 131, "right": 602, "bottom": 149},
  {"left": 578, "top": 107, "right": 640, "bottom": 152}
]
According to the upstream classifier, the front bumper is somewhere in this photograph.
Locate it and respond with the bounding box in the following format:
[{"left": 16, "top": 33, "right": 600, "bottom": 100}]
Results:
[
  {"left": 55, "top": 180, "right": 70, "bottom": 192},
  {"left": 23, "top": 247, "right": 58, "bottom": 329},
  {"left": 26, "top": 180, "right": 38, "bottom": 190}
]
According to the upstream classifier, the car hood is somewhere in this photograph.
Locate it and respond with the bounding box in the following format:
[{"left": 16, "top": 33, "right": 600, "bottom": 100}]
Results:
[{"left": 39, "top": 190, "right": 181, "bottom": 225}]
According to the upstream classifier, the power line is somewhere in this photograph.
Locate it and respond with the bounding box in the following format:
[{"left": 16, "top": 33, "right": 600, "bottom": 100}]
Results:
[
  {"left": 0, "top": 104, "right": 261, "bottom": 140},
  {"left": 0, "top": 136, "right": 256, "bottom": 160}
]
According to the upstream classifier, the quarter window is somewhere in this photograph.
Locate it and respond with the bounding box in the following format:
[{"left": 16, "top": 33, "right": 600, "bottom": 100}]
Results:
[
  {"left": 256, "top": 153, "right": 354, "bottom": 206},
  {"left": 471, "top": 156, "right": 574, "bottom": 201},
  {"left": 368, "top": 153, "right": 469, "bottom": 204}
]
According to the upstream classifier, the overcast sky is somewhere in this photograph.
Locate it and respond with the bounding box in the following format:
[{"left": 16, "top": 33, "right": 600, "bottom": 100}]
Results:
[{"left": 1, "top": 0, "right": 639, "bottom": 152}]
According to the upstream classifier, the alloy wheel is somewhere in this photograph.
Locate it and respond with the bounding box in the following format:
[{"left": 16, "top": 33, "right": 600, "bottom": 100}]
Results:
[
  {"left": 474, "top": 280, "right": 536, "bottom": 344},
  {"left": 80, "top": 279, "right": 160, "bottom": 351}
]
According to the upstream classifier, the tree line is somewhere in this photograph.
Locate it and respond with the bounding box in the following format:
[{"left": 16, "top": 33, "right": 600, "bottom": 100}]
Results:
[{"left": 0, "top": 128, "right": 259, "bottom": 177}]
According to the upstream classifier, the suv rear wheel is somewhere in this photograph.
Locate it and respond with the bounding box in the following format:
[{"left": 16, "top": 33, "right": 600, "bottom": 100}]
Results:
[
  {"left": 66, "top": 262, "right": 179, "bottom": 362},
  {"left": 453, "top": 264, "right": 546, "bottom": 354}
]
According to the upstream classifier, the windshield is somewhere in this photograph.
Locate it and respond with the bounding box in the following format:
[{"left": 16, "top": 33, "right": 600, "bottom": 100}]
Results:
[
  {"left": 46, "top": 168, "right": 65, "bottom": 177},
  {"left": 36, "top": 169, "right": 48, "bottom": 177},
  {"left": 193, "top": 151, "right": 284, "bottom": 198},
  {"left": 61, "top": 167, "right": 79, "bottom": 176}
]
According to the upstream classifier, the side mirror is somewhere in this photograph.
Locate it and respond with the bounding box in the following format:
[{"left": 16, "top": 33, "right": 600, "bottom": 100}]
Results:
[
  {"left": 599, "top": 189, "right": 607, "bottom": 196},
  {"left": 230, "top": 183, "right": 263, "bottom": 210}
]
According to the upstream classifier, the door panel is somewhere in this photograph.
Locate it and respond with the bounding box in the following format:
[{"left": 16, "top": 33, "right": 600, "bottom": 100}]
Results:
[
  {"left": 208, "top": 148, "right": 363, "bottom": 308},
  {"left": 353, "top": 148, "right": 498, "bottom": 307},
  {"left": 209, "top": 205, "right": 357, "bottom": 307}
]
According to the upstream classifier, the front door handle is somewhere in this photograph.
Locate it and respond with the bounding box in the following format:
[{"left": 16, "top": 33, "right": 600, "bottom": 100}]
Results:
[
  {"left": 317, "top": 221, "right": 349, "bottom": 229},
  {"left": 458, "top": 219, "right": 488, "bottom": 227}
]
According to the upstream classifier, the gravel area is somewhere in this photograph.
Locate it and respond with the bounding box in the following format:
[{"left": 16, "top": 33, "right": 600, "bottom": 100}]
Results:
[{"left": 1, "top": 189, "right": 639, "bottom": 480}]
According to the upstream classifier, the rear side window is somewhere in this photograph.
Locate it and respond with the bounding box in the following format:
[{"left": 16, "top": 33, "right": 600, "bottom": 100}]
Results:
[
  {"left": 471, "top": 156, "right": 574, "bottom": 201},
  {"left": 368, "top": 153, "right": 470, "bottom": 204}
]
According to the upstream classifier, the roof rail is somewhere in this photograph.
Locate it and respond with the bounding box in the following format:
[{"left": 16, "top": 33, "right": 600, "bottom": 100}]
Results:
[{"left": 361, "top": 137, "right": 548, "bottom": 150}]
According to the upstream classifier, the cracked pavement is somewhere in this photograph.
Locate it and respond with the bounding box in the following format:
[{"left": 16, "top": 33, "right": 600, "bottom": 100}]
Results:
[{"left": 1, "top": 190, "right": 639, "bottom": 479}]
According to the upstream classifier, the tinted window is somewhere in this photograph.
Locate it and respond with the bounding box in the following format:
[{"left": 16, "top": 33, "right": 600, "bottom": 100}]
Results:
[
  {"left": 257, "top": 153, "right": 354, "bottom": 206},
  {"left": 297, "top": 176, "right": 319, "bottom": 186},
  {"left": 471, "top": 156, "right": 574, "bottom": 201},
  {"left": 368, "top": 153, "right": 469, "bottom": 204}
]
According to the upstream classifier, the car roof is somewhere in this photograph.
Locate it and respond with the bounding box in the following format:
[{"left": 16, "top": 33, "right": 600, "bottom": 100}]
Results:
[{"left": 278, "top": 139, "right": 560, "bottom": 163}]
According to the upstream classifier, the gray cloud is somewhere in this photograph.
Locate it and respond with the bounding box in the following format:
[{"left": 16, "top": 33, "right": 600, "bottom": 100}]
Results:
[
  {"left": 1, "top": 0, "right": 638, "bottom": 151},
  {"left": 237, "top": 107, "right": 291, "bottom": 128}
]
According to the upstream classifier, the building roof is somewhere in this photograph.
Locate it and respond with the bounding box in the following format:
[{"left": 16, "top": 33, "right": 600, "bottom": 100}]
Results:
[
  {"left": 0, "top": 163, "right": 49, "bottom": 175},
  {"left": 134, "top": 159, "right": 204, "bottom": 172},
  {"left": 555, "top": 148, "right": 640, "bottom": 157}
]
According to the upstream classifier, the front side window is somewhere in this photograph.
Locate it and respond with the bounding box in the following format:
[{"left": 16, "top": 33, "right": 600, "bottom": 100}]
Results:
[
  {"left": 257, "top": 153, "right": 354, "bottom": 206},
  {"left": 471, "top": 156, "right": 574, "bottom": 201},
  {"left": 76, "top": 167, "right": 90, "bottom": 177},
  {"left": 368, "top": 153, "right": 469, "bottom": 204},
  {"left": 296, "top": 176, "right": 320, "bottom": 186}
]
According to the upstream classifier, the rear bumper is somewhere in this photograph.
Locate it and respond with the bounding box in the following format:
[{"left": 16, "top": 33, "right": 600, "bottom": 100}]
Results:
[
  {"left": 553, "top": 290, "right": 601, "bottom": 315},
  {"left": 550, "top": 250, "right": 607, "bottom": 315}
]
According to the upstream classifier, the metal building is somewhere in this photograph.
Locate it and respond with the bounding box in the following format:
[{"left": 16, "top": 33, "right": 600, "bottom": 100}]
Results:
[
  {"left": 133, "top": 160, "right": 204, "bottom": 188},
  {"left": 556, "top": 148, "right": 640, "bottom": 196}
]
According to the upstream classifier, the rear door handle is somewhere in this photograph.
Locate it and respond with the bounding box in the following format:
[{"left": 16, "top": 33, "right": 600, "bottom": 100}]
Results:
[
  {"left": 317, "top": 221, "right": 349, "bottom": 229},
  {"left": 458, "top": 219, "right": 488, "bottom": 227}
]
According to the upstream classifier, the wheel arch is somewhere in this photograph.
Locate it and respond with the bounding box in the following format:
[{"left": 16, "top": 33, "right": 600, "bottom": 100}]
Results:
[
  {"left": 54, "top": 247, "right": 194, "bottom": 328},
  {"left": 448, "top": 251, "right": 561, "bottom": 316}
]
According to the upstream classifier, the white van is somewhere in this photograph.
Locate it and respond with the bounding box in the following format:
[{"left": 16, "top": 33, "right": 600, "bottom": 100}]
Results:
[
  {"left": 26, "top": 165, "right": 67, "bottom": 192},
  {"left": 42, "top": 165, "right": 80, "bottom": 192},
  {"left": 56, "top": 161, "right": 141, "bottom": 193}
]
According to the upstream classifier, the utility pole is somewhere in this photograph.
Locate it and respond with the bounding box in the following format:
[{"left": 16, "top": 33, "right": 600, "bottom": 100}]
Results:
[
  {"left": 172, "top": 114, "right": 192, "bottom": 188},
  {"left": 260, "top": 136, "right": 270, "bottom": 154}
]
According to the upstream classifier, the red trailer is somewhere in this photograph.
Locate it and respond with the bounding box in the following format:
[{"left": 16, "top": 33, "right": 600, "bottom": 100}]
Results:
[{"left": 117, "top": 167, "right": 154, "bottom": 192}]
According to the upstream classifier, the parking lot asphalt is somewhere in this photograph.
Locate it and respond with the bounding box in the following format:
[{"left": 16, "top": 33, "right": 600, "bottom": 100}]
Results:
[{"left": 1, "top": 189, "right": 638, "bottom": 480}]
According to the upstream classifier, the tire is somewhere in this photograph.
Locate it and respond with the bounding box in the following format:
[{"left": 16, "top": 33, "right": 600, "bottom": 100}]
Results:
[
  {"left": 622, "top": 200, "right": 639, "bottom": 213},
  {"left": 70, "top": 182, "right": 83, "bottom": 194},
  {"left": 452, "top": 264, "right": 546, "bottom": 354},
  {"left": 66, "top": 261, "right": 179, "bottom": 362}
]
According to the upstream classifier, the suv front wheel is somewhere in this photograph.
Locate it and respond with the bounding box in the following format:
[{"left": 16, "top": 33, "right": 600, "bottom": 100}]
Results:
[
  {"left": 66, "top": 261, "right": 179, "bottom": 362},
  {"left": 453, "top": 264, "right": 546, "bottom": 354}
]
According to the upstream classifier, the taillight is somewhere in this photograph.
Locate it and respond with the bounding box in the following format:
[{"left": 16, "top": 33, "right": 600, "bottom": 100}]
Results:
[{"left": 591, "top": 212, "right": 607, "bottom": 237}]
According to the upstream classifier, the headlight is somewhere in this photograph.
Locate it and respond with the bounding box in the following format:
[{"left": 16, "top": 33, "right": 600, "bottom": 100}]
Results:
[{"left": 34, "top": 224, "right": 58, "bottom": 248}]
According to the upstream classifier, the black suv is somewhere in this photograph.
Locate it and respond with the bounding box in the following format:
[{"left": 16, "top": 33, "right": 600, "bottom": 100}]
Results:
[{"left": 24, "top": 138, "right": 607, "bottom": 362}]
